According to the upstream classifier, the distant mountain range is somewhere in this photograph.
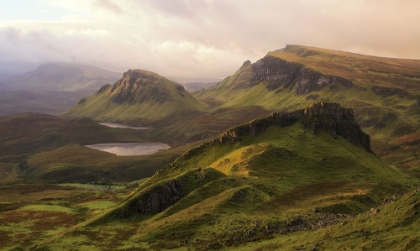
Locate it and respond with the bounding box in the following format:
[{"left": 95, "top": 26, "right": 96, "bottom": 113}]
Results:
[
  {"left": 0, "top": 63, "right": 121, "bottom": 93},
  {"left": 0, "top": 63, "right": 121, "bottom": 115}
]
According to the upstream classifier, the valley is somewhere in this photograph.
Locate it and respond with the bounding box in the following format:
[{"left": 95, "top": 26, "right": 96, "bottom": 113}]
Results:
[{"left": 0, "top": 45, "right": 420, "bottom": 250}]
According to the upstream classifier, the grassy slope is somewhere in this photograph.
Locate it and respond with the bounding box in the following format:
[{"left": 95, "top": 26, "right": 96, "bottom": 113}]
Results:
[
  {"left": 38, "top": 122, "right": 417, "bottom": 250},
  {"left": 196, "top": 45, "right": 420, "bottom": 175},
  {"left": 0, "top": 184, "right": 135, "bottom": 250},
  {"left": 231, "top": 188, "right": 420, "bottom": 251}
]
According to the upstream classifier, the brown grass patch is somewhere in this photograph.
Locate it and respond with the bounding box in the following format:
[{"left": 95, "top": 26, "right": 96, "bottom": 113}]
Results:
[
  {"left": 390, "top": 132, "right": 420, "bottom": 145},
  {"left": 0, "top": 229, "right": 13, "bottom": 247},
  {"left": 0, "top": 210, "right": 77, "bottom": 227}
]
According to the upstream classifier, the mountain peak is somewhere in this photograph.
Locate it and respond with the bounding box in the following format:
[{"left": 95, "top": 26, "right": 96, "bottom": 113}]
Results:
[
  {"left": 109, "top": 68, "right": 186, "bottom": 104},
  {"left": 67, "top": 68, "right": 206, "bottom": 122},
  {"left": 240, "top": 60, "right": 252, "bottom": 69},
  {"left": 122, "top": 69, "right": 160, "bottom": 80}
]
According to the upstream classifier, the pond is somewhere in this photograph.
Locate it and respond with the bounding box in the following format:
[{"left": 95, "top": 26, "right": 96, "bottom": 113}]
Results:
[
  {"left": 99, "top": 122, "right": 148, "bottom": 130},
  {"left": 85, "top": 143, "right": 170, "bottom": 156}
]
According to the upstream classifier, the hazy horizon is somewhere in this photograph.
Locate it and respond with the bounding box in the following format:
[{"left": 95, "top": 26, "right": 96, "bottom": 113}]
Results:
[{"left": 1, "top": 0, "right": 420, "bottom": 79}]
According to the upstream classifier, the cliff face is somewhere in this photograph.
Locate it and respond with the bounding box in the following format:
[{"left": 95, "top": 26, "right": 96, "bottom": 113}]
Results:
[
  {"left": 215, "top": 102, "right": 371, "bottom": 152},
  {"left": 118, "top": 179, "right": 182, "bottom": 217},
  {"left": 250, "top": 56, "right": 352, "bottom": 94}
]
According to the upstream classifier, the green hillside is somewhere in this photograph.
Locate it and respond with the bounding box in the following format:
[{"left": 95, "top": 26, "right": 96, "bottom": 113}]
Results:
[
  {"left": 66, "top": 69, "right": 208, "bottom": 124},
  {"left": 35, "top": 103, "right": 417, "bottom": 250},
  {"left": 196, "top": 45, "right": 420, "bottom": 174}
]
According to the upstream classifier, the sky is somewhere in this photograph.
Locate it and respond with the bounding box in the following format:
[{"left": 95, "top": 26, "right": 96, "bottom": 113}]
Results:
[{"left": 1, "top": 0, "right": 420, "bottom": 79}]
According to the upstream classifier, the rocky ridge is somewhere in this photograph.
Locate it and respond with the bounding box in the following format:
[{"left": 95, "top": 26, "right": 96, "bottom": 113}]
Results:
[
  {"left": 168, "top": 102, "right": 371, "bottom": 170},
  {"left": 218, "top": 102, "right": 370, "bottom": 152}
]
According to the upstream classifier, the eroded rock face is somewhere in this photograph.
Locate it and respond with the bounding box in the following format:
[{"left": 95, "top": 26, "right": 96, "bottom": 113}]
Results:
[
  {"left": 119, "top": 179, "right": 182, "bottom": 217},
  {"left": 109, "top": 69, "right": 177, "bottom": 104},
  {"left": 139, "top": 179, "right": 182, "bottom": 214},
  {"left": 213, "top": 102, "right": 371, "bottom": 152},
  {"left": 250, "top": 57, "right": 352, "bottom": 94}
]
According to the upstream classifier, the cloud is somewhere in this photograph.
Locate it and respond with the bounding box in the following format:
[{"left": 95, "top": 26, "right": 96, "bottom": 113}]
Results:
[
  {"left": 94, "top": 0, "right": 123, "bottom": 14},
  {"left": 1, "top": 0, "right": 420, "bottom": 78}
]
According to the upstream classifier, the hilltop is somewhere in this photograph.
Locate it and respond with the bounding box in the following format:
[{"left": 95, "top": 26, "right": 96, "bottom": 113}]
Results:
[
  {"left": 66, "top": 69, "right": 208, "bottom": 124},
  {"left": 35, "top": 103, "right": 417, "bottom": 250}
]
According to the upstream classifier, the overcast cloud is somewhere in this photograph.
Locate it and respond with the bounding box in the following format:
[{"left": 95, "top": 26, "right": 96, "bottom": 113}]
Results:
[{"left": 1, "top": 0, "right": 419, "bottom": 78}]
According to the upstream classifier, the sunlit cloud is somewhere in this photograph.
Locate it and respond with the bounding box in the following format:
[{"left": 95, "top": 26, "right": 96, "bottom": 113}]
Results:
[{"left": 1, "top": 0, "right": 419, "bottom": 78}]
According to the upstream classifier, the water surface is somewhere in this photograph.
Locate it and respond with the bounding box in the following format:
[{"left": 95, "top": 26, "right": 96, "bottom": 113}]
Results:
[
  {"left": 85, "top": 143, "right": 170, "bottom": 156},
  {"left": 100, "top": 122, "right": 148, "bottom": 130}
]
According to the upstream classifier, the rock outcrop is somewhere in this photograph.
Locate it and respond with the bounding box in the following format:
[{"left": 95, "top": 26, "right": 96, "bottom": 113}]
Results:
[{"left": 118, "top": 179, "right": 182, "bottom": 217}]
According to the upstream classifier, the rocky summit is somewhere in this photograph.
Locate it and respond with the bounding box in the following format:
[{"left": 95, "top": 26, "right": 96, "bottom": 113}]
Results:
[
  {"left": 108, "top": 69, "right": 186, "bottom": 104},
  {"left": 66, "top": 69, "right": 207, "bottom": 123}
]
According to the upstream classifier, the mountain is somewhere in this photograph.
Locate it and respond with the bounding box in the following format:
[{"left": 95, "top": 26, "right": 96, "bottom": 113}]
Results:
[
  {"left": 196, "top": 45, "right": 420, "bottom": 173},
  {"left": 66, "top": 69, "right": 208, "bottom": 124},
  {"left": 1, "top": 63, "right": 121, "bottom": 93},
  {"left": 0, "top": 63, "right": 121, "bottom": 115},
  {"left": 36, "top": 103, "right": 417, "bottom": 250}
]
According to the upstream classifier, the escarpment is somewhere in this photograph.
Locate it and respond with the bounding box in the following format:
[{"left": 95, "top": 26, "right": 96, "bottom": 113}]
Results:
[
  {"left": 250, "top": 56, "right": 352, "bottom": 94},
  {"left": 217, "top": 102, "right": 370, "bottom": 152},
  {"left": 169, "top": 103, "right": 371, "bottom": 168}
]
